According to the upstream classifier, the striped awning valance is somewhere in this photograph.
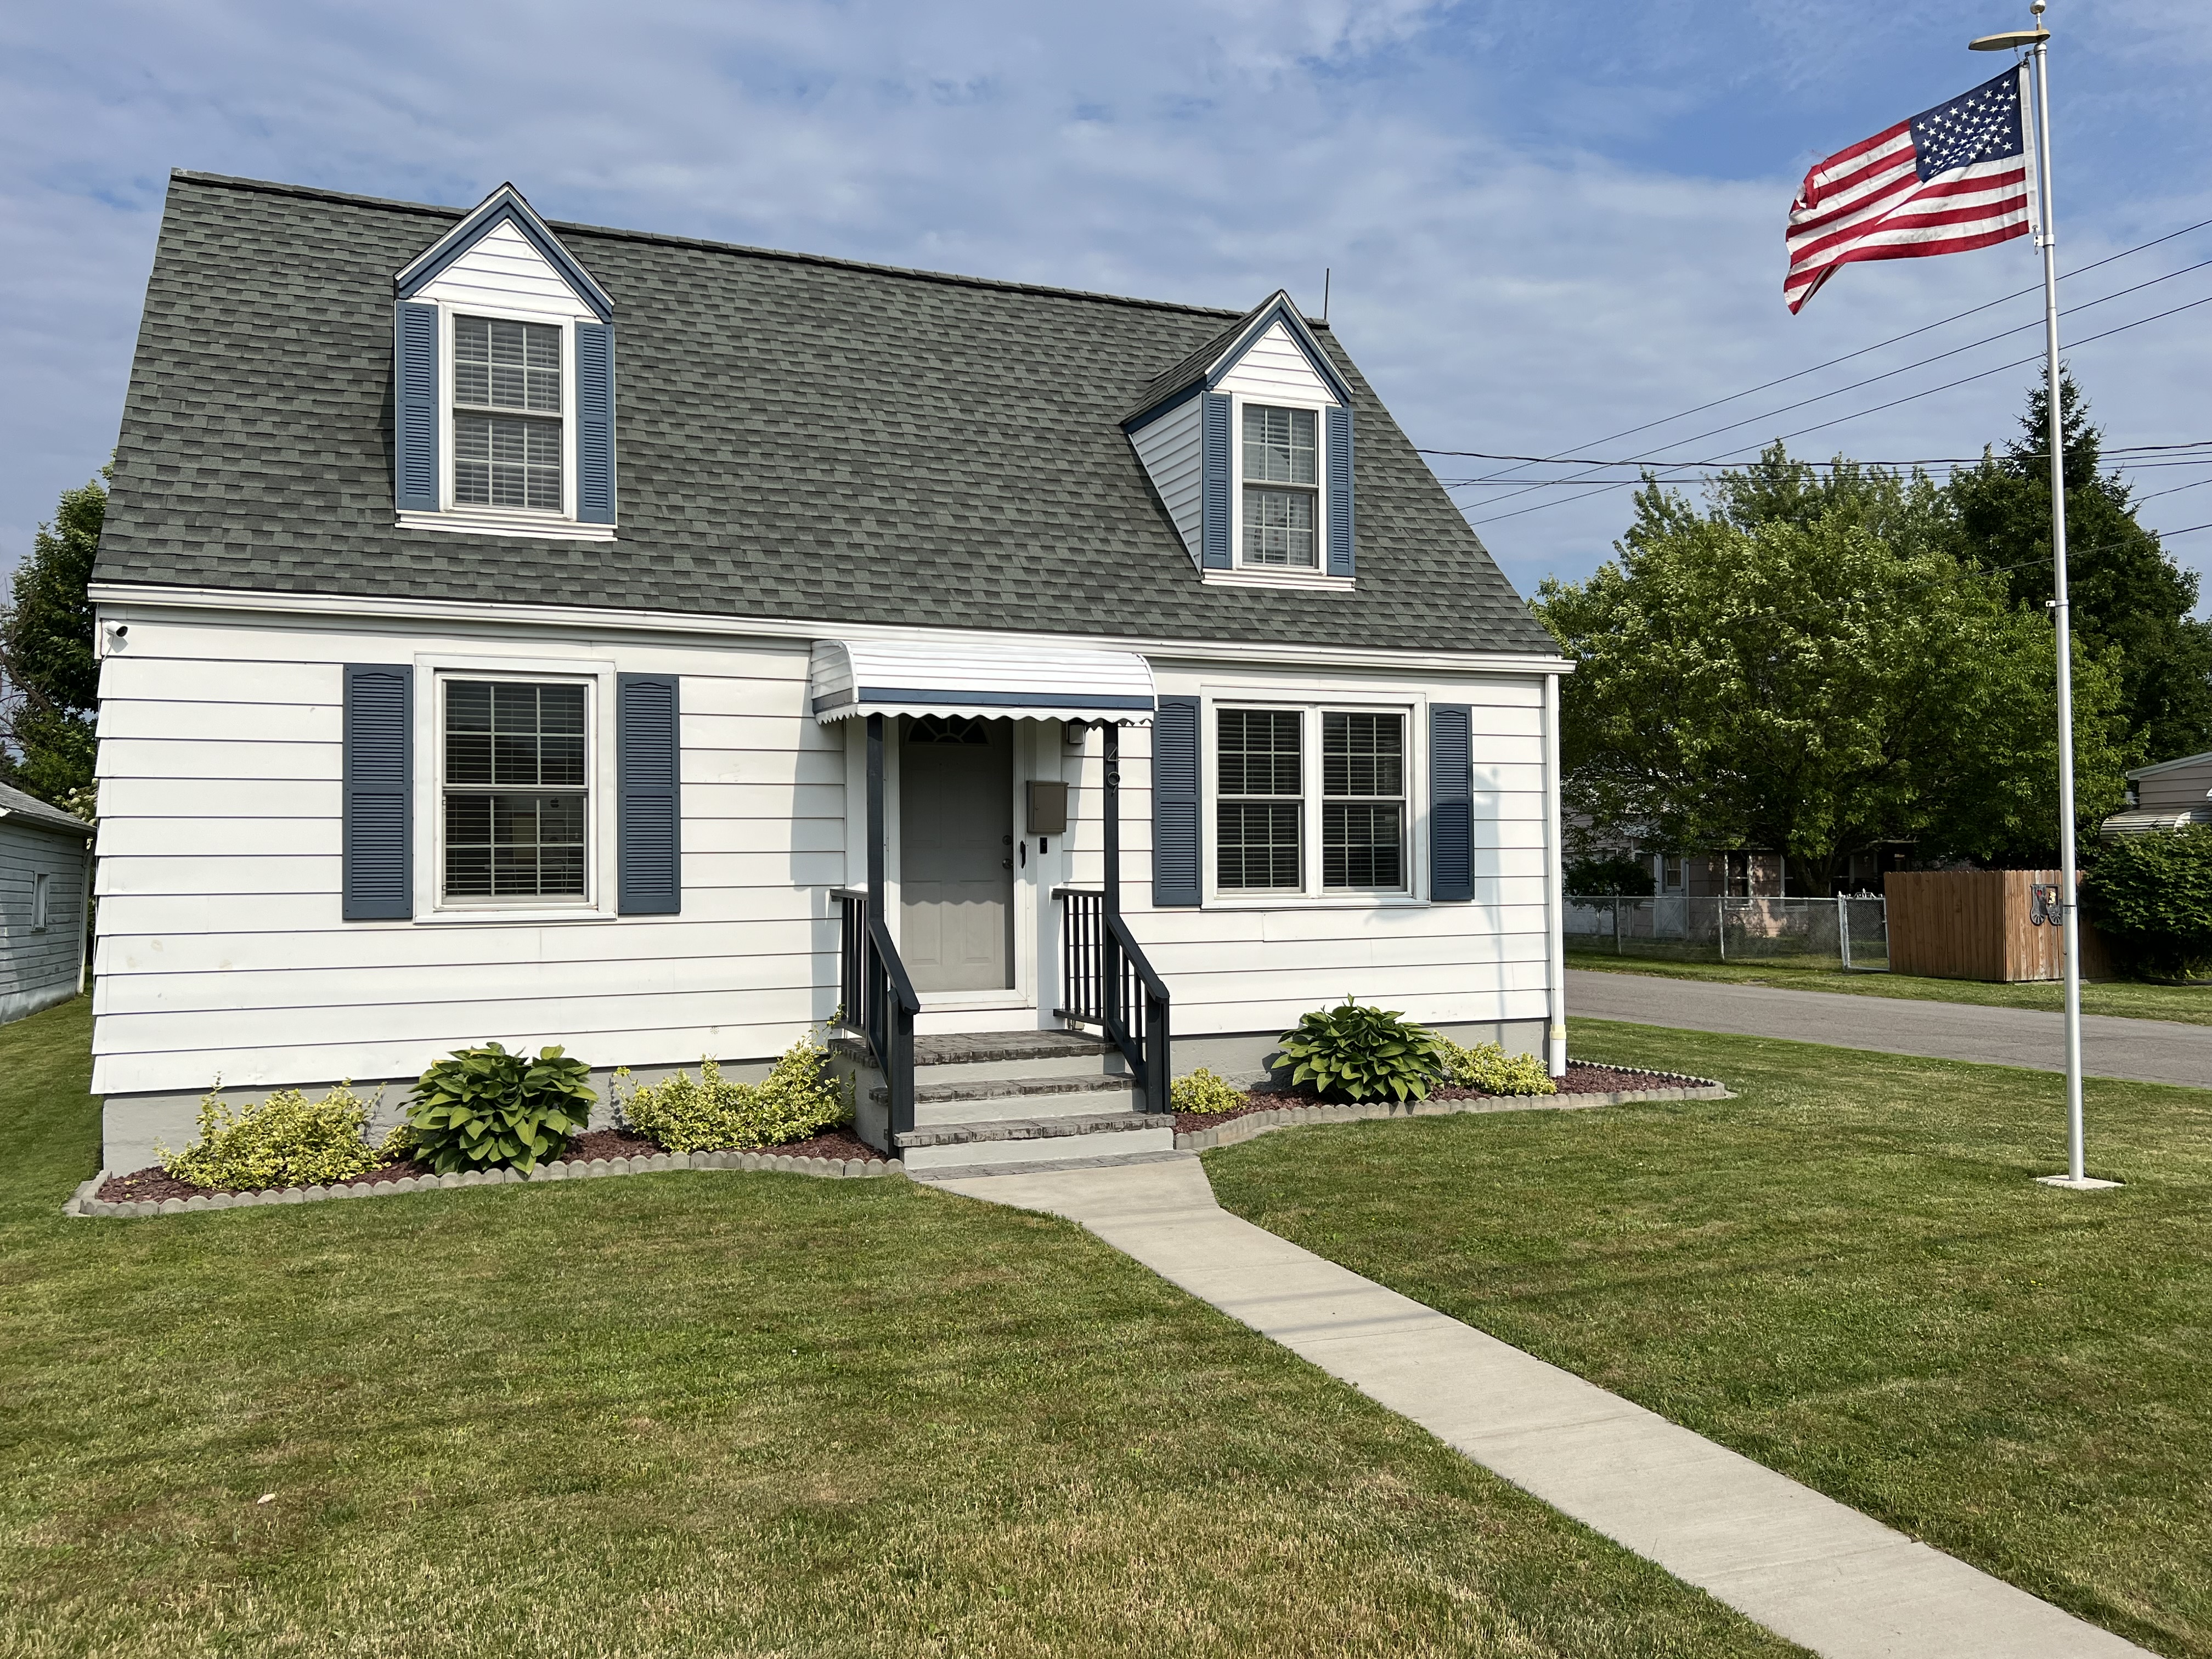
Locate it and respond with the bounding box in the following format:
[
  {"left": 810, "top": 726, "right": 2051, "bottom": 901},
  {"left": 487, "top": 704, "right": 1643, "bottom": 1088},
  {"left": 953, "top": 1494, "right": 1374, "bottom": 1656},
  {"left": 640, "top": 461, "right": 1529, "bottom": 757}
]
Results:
[{"left": 808, "top": 637, "right": 1156, "bottom": 724}]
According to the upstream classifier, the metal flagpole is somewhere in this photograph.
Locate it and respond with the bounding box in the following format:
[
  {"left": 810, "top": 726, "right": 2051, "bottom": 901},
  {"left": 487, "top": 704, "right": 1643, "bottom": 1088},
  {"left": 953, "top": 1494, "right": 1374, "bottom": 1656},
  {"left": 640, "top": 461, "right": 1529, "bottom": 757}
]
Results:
[{"left": 1974, "top": 3, "right": 2113, "bottom": 1191}]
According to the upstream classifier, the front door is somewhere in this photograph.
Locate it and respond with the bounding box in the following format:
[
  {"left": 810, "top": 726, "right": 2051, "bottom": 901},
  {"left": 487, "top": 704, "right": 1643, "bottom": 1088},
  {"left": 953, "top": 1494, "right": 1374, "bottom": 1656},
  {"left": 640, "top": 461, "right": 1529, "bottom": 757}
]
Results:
[{"left": 900, "top": 715, "right": 1014, "bottom": 992}]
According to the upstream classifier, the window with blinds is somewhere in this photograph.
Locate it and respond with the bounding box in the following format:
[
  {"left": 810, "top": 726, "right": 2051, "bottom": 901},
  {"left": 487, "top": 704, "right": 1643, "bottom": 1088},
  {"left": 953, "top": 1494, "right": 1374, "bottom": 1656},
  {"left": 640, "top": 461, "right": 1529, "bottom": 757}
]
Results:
[
  {"left": 442, "top": 679, "right": 589, "bottom": 900},
  {"left": 1322, "top": 712, "right": 1404, "bottom": 889},
  {"left": 453, "top": 316, "right": 563, "bottom": 511},
  {"left": 1242, "top": 404, "right": 1318, "bottom": 567},
  {"left": 1216, "top": 708, "right": 1304, "bottom": 889}
]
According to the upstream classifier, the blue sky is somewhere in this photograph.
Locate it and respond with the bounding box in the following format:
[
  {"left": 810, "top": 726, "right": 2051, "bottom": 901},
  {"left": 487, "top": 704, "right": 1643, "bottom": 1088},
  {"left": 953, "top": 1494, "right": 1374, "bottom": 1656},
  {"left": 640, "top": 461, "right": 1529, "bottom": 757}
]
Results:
[{"left": 4, "top": 0, "right": 2208, "bottom": 603}]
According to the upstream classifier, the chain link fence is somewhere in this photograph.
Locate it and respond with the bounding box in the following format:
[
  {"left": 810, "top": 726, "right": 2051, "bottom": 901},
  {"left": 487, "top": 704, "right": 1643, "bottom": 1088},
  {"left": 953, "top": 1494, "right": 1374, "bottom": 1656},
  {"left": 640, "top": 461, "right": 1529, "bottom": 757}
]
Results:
[{"left": 1565, "top": 894, "right": 1889, "bottom": 971}]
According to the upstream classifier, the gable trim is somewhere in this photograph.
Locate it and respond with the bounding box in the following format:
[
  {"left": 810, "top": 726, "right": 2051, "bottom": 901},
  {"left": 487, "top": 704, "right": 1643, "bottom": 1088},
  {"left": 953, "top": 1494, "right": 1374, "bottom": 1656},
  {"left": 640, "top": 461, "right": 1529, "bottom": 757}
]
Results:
[
  {"left": 395, "top": 184, "right": 615, "bottom": 321},
  {"left": 1122, "top": 292, "right": 1353, "bottom": 430}
]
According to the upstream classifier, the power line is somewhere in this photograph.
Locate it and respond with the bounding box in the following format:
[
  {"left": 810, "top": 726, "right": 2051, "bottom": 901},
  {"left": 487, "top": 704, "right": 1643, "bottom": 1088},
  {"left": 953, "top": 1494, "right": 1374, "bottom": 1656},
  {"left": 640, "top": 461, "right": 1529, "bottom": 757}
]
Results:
[
  {"left": 1465, "top": 271, "right": 2212, "bottom": 518},
  {"left": 1469, "top": 291, "right": 2212, "bottom": 528},
  {"left": 1418, "top": 213, "right": 2212, "bottom": 490},
  {"left": 1431, "top": 436, "right": 2212, "bottom": 471}
]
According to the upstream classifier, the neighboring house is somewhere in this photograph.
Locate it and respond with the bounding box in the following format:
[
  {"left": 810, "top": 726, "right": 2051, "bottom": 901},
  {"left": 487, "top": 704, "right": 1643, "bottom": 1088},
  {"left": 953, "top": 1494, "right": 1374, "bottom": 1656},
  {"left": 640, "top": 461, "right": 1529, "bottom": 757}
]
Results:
[
  {"left": 2101, "top": 751, "right": 2212, "bottom": 837},
  {"left": 0, "top": 781, "right": 92, "bottom": 1025},
  {"left": 89, "top": 171, "right": 1570, "bottom": 1176}
]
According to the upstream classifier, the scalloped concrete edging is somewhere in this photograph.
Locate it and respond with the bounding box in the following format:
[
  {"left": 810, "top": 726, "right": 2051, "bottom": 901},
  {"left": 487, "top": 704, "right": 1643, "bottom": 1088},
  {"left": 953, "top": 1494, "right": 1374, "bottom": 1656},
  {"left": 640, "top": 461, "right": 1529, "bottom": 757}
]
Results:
[
  {"left": 1175, "top": 1065, "right": 1728, "bottom": 1152},
  {"left": 64, "top": 1147, "right": 904, "bottom": 1220}
]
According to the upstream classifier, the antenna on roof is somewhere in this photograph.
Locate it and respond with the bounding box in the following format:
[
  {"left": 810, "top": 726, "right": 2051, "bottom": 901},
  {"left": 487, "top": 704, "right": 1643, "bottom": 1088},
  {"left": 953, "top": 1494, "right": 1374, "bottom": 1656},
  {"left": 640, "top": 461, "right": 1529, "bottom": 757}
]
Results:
[{"left": 1322, "top": 268, "right": 1331, "bottom": 324}]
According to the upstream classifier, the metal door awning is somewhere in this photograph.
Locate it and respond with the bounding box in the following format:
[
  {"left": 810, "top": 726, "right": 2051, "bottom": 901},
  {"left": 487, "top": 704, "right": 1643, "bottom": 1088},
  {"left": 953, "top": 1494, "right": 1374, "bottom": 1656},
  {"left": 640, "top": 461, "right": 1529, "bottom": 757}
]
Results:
[{"left": 808, "top": 638, "right": 1156, "bottom": 724}]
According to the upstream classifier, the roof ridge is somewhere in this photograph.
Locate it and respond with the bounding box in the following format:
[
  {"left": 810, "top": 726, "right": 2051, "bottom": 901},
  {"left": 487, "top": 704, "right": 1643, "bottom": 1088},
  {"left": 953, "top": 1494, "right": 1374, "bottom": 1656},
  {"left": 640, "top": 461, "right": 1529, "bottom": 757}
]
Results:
[{"left": 165, "top": 170, "right": 1320, "bottom": 326}]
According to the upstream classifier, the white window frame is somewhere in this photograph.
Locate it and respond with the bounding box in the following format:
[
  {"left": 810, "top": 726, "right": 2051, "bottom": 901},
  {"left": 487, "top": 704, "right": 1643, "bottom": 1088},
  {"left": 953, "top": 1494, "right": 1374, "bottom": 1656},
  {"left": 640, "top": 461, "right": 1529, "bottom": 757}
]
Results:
[
  {"left": 1211, "top": 392, "right": 1354, "bottom": 590},
  {"left": 1201, "top": 694, "right": 1426, "bottom": 907},
  {"left": 394, "top": 298, "right": 613, "bottom": 542},
  {"left": 409, "top": 653, "right": 621, "bottom": 924}
]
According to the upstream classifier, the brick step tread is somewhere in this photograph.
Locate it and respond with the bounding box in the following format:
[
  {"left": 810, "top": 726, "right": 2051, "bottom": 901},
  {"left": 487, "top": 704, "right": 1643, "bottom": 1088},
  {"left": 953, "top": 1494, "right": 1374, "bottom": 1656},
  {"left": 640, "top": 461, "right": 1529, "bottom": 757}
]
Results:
[
  {"left": 894, "top": 1112, "right": 1167, "bottom": 1149},
  {"left": 875, "top": 1073, "right": 1139, "bottom": 1107}
]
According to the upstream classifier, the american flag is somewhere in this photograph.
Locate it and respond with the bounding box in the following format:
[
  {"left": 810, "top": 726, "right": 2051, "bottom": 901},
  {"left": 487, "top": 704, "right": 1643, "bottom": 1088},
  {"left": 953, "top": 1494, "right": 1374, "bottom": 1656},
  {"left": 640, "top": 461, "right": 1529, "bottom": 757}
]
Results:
[{"left": 1786, "top": 69, "right": 2032, "bottom": 313}]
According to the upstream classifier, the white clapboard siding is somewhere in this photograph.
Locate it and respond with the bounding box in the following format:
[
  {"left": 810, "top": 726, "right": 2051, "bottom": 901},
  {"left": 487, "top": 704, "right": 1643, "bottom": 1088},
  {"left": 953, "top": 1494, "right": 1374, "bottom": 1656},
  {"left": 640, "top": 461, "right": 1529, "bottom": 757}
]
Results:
[
  {"left": 412, "top": 221, "right": 597, "bottom": 321},
  {"left": 97, "top": 778, "right": 335, "bottom": 821},
  {"left": 680, "top": 748, "right": 845, "bottom": 788},
  {"left": 1213, "top": 320, "right": 1339, "bottom": 403},
  {"left": 99, "top": 698, "right": 337, "bottom": 743},
  {"left": 95, "top": 850, "right": 850, "bottom": 898},
  {"left": 98, "top": 912, "right": 837, "bottom": 977},
  {"left": 99, "top": 738, "right": 338, "bottom": 781},
  {"left": 1128, "top": 396, "right": 1204, "bottom": 561}
]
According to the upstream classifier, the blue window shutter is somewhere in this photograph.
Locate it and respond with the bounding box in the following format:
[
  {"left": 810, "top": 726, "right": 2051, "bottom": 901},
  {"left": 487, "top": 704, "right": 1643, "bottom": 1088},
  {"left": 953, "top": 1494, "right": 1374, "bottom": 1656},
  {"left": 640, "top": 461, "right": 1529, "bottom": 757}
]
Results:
[
  {"left": 343, "top": 665, "right": 413, "bottom": 920},
  {"left": 1326, "top": 405, "right": 1355, "bottom": 577},
  {"left": 618, "top": 673, "right": 681, "bottom": 915},
  {"left": 1200, "top": 393, "right": 1233, "bottom": 569},
  {"left": 1152, "top": 696, "right": 1201, "bottom": 906},
  {"left": 394, "top": 303, "right": 439, "bottom": 512},
  {"left": 1430, "top": 703, "right": 1474, "bottom": 903},
  {"left": 575, "top": 321, "right": 615, "bottom": 524}
]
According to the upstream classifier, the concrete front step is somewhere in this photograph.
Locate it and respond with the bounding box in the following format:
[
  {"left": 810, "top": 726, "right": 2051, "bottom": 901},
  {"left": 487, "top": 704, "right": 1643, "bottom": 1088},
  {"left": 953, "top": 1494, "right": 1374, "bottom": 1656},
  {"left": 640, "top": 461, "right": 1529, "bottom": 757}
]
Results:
[
  {"left": 894, "top": 1073, "right": 1143, "bottom": 1127},
  {"left": 835, "top": 1030, "right": 1125, "bottom": 1087},
  {"left": 896, "top": 1111, "right": 1175, "bottom": 1173}
]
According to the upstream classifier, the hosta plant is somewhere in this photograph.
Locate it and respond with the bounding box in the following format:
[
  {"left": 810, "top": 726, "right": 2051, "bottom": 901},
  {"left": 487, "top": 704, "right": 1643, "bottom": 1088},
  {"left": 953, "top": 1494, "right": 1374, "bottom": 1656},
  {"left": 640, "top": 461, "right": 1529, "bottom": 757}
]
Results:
[
  {"left": 159, "top": 1080, "right": 387, "bottom": 1190},
  {"left": 405, "top": 1043, "right": 596, "bottom": 1174},
  {"left": 1277, "top": 998, "right": 1449, "bottom": 1103},
  {"left": 1435, "top": 1037, "right": 1557, "bottom": 1096},
  {"left": 1170, "top": 1066, "right": 1246, "bottom": 1116}
]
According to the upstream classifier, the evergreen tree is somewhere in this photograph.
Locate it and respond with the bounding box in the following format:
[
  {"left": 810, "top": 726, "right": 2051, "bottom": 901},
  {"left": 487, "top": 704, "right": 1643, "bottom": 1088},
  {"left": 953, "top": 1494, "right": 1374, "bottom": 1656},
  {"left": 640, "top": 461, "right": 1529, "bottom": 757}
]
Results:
[
  {"left": 1948, "top": 375, "right": 2212, "bottom": 763},
  {"left": 1, "top": 470, "right": 105, "bottom": 809}
]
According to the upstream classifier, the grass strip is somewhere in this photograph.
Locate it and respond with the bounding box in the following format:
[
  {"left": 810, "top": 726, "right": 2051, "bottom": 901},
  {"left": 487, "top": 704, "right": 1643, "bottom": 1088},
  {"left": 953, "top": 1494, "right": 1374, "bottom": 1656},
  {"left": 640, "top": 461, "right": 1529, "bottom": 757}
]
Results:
[
  {"left": 1207, "top": 1017, "right": 2212, "bottom": 1659},
  {"left": 0, "top": 999, "right": 1795, "bottom": 1659},
  {"left": 1567, "top": 949, "right": 2212, "bottom": 1025}
]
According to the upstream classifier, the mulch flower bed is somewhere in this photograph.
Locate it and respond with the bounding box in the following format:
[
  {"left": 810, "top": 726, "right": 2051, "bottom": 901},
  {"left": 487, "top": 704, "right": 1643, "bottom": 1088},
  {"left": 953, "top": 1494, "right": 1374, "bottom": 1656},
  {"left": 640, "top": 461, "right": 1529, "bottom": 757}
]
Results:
[
  {"left": 96, "top": 1124, "right": 887, "bottom": 1205},
  {"left": 1171, "top": 1061, "right": 1703, "bottom": 1135}
]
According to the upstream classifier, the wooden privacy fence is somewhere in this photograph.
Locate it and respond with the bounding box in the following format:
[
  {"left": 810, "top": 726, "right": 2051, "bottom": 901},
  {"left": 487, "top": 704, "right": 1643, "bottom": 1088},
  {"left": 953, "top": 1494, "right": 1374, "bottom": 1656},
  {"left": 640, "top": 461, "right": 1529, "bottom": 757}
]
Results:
[{"left": 1883, "top": 870, "right": 2114, "bottom": 981}]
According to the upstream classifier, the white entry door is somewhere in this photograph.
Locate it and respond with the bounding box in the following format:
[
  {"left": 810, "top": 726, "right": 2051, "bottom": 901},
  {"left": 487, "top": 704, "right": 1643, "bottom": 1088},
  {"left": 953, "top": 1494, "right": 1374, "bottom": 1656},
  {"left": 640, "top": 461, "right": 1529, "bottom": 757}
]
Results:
[{"left": 900, "top": 716, "right": 1014, "bottom": 991}]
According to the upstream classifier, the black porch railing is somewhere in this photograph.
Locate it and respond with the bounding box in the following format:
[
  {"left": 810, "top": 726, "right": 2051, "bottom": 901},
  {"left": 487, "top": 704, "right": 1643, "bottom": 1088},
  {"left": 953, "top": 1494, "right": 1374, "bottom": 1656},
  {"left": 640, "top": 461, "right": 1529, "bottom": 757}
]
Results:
[
  {"left": 1053, "top": 887, "right": 1171, "bottom": 1114},
  {"left": 832, "top": 885, "right": 919, "bottom": 1138}
]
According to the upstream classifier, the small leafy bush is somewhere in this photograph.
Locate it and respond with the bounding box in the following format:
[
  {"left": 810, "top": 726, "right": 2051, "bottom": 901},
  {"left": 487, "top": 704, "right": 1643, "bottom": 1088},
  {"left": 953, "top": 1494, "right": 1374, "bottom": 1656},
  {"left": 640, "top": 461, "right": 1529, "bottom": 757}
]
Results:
[
  {"left": 1277, "top": 998, "right": 1449, "bottom": 1103},
  {"left": 2083, "top": 827, "right": 2212, "bottom": 979},
  {"left": 1435, "top": 1037, "right": 1557, "bottom": 1096},
  {"left": 405, "top": 1042, "right": 596, "bottom": 1174},
  {"left": 1170, "top": 1067, "right": 1246, "bottom": 1116},
  {"left": 616, "top": 1031, "right": 852, "bottom": 1152},
  {"left": 160, "top": 1081, "right": 387, "bottom": 1190}
]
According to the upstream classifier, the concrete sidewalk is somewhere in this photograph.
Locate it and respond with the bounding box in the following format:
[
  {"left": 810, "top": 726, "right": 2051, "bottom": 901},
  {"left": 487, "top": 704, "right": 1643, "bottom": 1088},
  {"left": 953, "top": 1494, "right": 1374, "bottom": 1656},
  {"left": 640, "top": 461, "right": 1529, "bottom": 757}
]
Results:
[
  {"left": 1570, "top": 967, "right": 2211, "bottom": 1089},
  {"left": 930, "top": 1154, "right": 2148, "bottom": 1659}
]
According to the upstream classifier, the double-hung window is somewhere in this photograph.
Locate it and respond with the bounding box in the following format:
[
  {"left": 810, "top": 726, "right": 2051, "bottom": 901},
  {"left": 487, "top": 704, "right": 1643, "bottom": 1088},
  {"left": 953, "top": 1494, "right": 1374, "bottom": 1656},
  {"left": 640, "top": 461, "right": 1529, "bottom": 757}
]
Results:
[
  {"left": 1215, "top": 706, "right": 1410, "bottom": 895},
  {"left": 453, "top": 316, "right": 563, "bottom": 512},
  {"left": 442, "top": 679, "right": 589, "bottom": 902},
  {"left": 1322, "top": 713, "right": 1404, "bottom": 889},
  {"left": 1242, "top": 404, "right": 1318, "bottom": 568}
]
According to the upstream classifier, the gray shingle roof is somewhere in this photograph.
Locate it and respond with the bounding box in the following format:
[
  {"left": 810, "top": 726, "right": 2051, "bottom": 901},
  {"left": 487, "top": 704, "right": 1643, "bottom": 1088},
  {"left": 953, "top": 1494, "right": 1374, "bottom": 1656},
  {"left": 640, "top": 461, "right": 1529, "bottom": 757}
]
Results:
[
  {"left": 0, "top": 780, "right": 93, "bottom": 839},
  {"left": 96, "top": 172, "right": 1555, "bottom": 657}
]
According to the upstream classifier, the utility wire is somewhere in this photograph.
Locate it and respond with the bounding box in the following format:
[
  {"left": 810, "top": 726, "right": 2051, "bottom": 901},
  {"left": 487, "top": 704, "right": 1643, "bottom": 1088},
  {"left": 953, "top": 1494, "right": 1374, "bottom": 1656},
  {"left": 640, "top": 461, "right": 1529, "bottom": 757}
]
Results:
[
  {"left": 1470, "top": 291, "right": 2212, "bottom": 528},
  {"left": 1418, "top": 213, "right": 2212, "bottom": 488},
  {"left": 1431, "top": 436, "right": 2212, "bottom": 471},
  {"left": 1465, "top": 267, "right": 2212, "bottom": 517}
]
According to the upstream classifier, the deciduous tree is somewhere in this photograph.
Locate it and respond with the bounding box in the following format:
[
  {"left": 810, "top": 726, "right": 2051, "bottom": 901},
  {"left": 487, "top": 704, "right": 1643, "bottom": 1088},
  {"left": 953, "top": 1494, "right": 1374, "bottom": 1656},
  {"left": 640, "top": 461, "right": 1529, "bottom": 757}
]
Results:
[{"left": 0, "top": 470, "right": 104, "bottom": 811}]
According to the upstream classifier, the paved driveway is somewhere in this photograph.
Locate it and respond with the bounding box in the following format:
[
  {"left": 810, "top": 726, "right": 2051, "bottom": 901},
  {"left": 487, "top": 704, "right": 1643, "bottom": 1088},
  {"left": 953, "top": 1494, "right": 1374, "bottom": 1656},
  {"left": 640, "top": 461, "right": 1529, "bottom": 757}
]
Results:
[{"left": 1568, "top": 968, "right": 2211, "bottom": 1090}]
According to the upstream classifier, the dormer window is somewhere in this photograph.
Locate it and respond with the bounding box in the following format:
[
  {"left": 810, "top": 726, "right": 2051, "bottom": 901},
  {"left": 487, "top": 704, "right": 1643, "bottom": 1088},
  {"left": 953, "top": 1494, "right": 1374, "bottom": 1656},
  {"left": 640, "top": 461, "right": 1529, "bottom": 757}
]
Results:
[
  {"left": 392, "top": 183, "right": 617, "bottom": 539},
  {"left": 453, "top": 317, "right": 563, "bottom": 511},
  {"left": 1243, "top": 404, "right": 1318, "bottom": 568}
]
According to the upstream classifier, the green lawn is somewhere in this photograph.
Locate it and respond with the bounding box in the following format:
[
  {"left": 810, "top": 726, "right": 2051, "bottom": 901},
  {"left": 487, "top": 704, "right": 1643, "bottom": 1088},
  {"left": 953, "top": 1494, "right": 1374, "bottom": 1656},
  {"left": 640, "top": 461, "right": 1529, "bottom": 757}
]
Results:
[
  {"left": 0, "top": 999, "right": 1793, "bottom": 1659},
  {"left": 1208, "top": 1018, "right": 2212, "bottom": 1659},
  {"left": 1568, "top": 947, "right": 2212, "bottom": 1025}
]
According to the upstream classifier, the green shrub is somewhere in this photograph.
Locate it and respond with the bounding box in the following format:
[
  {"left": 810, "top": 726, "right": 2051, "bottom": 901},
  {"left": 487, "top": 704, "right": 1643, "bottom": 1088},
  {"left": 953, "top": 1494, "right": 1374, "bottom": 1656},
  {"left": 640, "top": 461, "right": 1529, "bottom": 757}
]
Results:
[
  {"left": 159, "top": 1081, "right": 387, "bottom": 1190},
  {"left": 405, "top": 1042, "right": 595, "bottom": 1175},
  {"left": 1564, "top": 855, "right": 1656, "bottom": 896},
  {"left": 616, "top": 1031, "right": 852, "bottom": 1152},
  {"left": 1435, "top": 1038, "right": 1558, "bottom": 1096},
  {"left": 1170, "top": 1067, "right": 1246, "bottom": 1116},
  {"left": 1277, "top": 998, "right": 1448, "bottom": 1103},
  {"left": 2083, "top": 827, "right": 2212, "bottom": 979}
]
